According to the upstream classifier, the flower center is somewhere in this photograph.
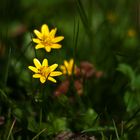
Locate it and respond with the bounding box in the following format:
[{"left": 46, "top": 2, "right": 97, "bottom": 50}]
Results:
[
  {"left": 39, "top": 66, "right": 50, "bottom": 78},
  {"left": 42, "top": 36, "right": 53, "bottom": 46}
]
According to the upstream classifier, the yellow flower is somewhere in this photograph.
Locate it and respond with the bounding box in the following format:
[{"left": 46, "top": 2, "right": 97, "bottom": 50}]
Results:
[
  {"left": 60, "top": 59, "right": 76, "bottom": 76},
  {"left": 28, "top": 58, "right": 62, "bottom": 83},
  {"left": 127, "top": 29, "right": 136, "bottom": 37},
  {"left": 33, "top": 24, "right": 64, "bottom": 52},
  {"left": 107, "top": 12, "right": 116, "bottom": 23}
]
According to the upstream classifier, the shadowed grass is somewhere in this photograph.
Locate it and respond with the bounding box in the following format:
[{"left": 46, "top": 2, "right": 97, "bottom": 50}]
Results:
[{"left": 6, "top": 119, "right": 16, "bottom": 140}]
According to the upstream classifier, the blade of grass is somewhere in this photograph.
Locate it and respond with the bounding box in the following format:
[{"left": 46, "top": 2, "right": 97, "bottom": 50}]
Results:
[
  {"left": 82, "top": 126, "right": 114, "bottom": 133},
  {"left": 6, "top": 119, "right": 16, "bottom": 140},
  {"left": 75, "top": 0, "right": 92, "bottom": 38},
  {"left": 15, "top": 41, "right": 32, "bottom": 67},
  {"left": 4, "top": 47, "right": 11, "bottom": 87},
  {"left": 125, "top": 108, "right": 140, "bottom": 126},
  {"left": 101, "top": 132, "right": 106, "bottom": 140},
  {"left": 32, "top": 128, "right": 47, "bottom": 140},
  {"left": 72, "top": 18, "right": 79, "bottom": 75},
  {"left": 112, "top": 119, "right": 120, "bottom": 140}
]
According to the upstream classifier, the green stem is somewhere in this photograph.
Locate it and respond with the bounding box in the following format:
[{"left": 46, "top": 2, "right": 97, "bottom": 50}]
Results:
[
  {"left": 39, "top": 107, "right": 43, "bottom": 129},
  {"left": 32, "top": 128, "right": 47, "bottom": 140},
  {"left": 4, "top": 47, "right": 11, "bottom": 88},
  {"left": 6, "top": 119, "right": 16, "bottom": 140}
]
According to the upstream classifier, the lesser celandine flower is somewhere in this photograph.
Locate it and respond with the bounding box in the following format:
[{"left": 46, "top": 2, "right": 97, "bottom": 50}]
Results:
[
  {"left": 28, "top": 58, "right": 62, "bottom": 83},
  {"left": 127, "top": 29, "right": 136, "bottom": 37},
  {"left": 60, "top": 59, "right": 76, "bottom": 76},
  {"left": 33, "top": 24, "right": 64, "bottom": 52}
]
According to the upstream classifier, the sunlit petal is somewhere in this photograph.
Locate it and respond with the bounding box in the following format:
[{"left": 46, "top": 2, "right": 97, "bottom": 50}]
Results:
[
  {"left": 40, "top": 76, "right": 46, "bottom": 83},
  {"left": 50, "top": 71, "right": 62, "bottom": 76},
  {"left": 60, "top": 65, "right": 66, "bottom": 74},
  {"left": 35, "top": 44, "right": 44, "bottom": 49},
  {"left": 49, "top": 64, "right": 58, "bottom": 72},
  {"left": 28, "top": 66, "right": 38, "bottom": 73},
  {"left": 49, "top": 28, "right": 57, "bottom": 37},
  {"left": 53, "top": 36, "right": 64, "bottom": 43},
  {"left": 33, "top": 74, "right": 41, "bottom": 78},
  {"left": 48, "top": 76, "right": 56, "bottom": 83},
  {"left": 41, "top": 24, "right": 49, "bottom": 36},
  {"left": 33, "top": 38, "right": 41, "bottom": 43},
  {"left": 69, "top": 59, "right": 74, "bottom": 69},
  {"left": 34, "top": 30, "right": 42, "bottom": 39},
  {"left": 45, "top": 46, "right": 51, "bottom": 52},
  {"left": 42, "top": 58, "right": 48, "bottom": 67},
  {"left": 51, "top": 44, "right": 61, "bottom": 49},
  {"left": 64, "top": 60, "right": 69, "bottom": 69},
  {"left": 33, "top": 58, "right": 41, "bottom": 69}
]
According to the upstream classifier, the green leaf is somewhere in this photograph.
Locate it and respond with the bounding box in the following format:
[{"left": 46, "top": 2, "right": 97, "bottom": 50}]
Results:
[
  {"left": 27, "top": 117, "right": 38, "bottom": 132},
  {"left": 131, "top": 75, "right": 140, "bottom": 90},
  {"left": 83, "top": 108, "right": 98, "bottom": 126},
  {"left": 124, "top": 91, "right": 138, "bottom": 112},
  {"left": 53, "top": 117, "right": 68, "bottom": 132},
  {"left": 117, "top": 63, "right": 135, "bottom": 81}
]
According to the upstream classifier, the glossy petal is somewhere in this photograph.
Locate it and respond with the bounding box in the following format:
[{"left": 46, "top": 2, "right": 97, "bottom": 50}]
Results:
[
  {"left": 35, "top": 44, "right": 44, "bottom": 49},
  {"left": 70, "top": 59, "right": 74, "bottom": 67},
  {"left": 45, "top": 46, "right": 51, "bottom": 52},
  {"left": 53, "top": 36, "right": 64, "bottom": 43},
  {"left": 64, "top": 60, "right": 69, "bottom": 69},
  {"left": 48, "top": 76, "right": 56, "bottom": 83},
  {"left": 41, "top": 24, "right": 49, "bottom": 36},
  {"left": 51, "top": 44, "right": 62, "bottom": 49},
  {"left": 33, "top": 58, "right": 41, "bottom": 69},
  {"left": 49, "top": 28, "right": 57, "bottom": 37},
  {"left": 49, "top": 64, "right": 58, "bottom": 72},
  {"left": 40, "top": 76, "right": 46, "bottom": 83},
  {"left": 50, "top": 71, "right": 62, "bottom": 76},
  {"left": 28, "top": 66, "right": 38, "bottom": 73},
  {"left": 34, "top": 30, "right": 42, "bottom": 39},
  {"left": 69, "top": 59, "right": 74, "bottom": 71},
  {"left": 33, "top": 38, "right": 41, "bottom": 43},
  {"left": 33, "top": 74, "right": 41, "bottom": 78},
  {"left": 42, "top": 59, "right": 48, "bottom": 67},
  {"left": 60, "top": 65, "right": 66, "bottom": 74}
]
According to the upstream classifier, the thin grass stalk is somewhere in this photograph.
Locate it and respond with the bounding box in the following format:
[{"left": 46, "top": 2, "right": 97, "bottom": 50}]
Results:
[
  {"left": 112, "top": 119, "right": 120, "bottom": 140},
  {"left": 125, "top": 108, "right": 140, "bottom": 126},
  {"left": 75, "top": 0, "right": 92, "bottom": 38},
  {"left": 6, "top": 119, "right": 16, "bottom": 140},
  {"left": 32, "top": 128, "right": 47, "bottom": 140},
  {"left": 4, "top": 47, "right": 11, "bottom": 88}
]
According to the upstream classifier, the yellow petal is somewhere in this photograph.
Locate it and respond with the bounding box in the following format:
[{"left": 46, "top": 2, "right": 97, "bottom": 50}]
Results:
[
  {"left": 60, "top": 65, "right": 65, "bottom": 70},
  {"left": 49, "top": 64, "right": 58, "bottom": 72},
  {"left": 34, "top": 30, "right": 42, "bottom": 39},
  {"left": 49, "top": 28, "right": 57, "bottom": 37},
  {"left": 60, "top": 65, "right": 67, "bottom": 74},
  {"left": 41, "top": 24, "right": 49, "bottom": 36},
  {"left": 33, "top": 38, "right": 41, "bottom": 43},
  {"left": 48, "top": 76, "right": 56, "bottom": 83},
  {"left": 33, "top": 74, "right": 41, "bottom": 78},
  {"left": 45, "top": 46, "right": 51, "bottom": 52},
  {"left": 52, "top": 36, "right": 64, "bottom": 43},
  {"left": 50, "top": 71, "right": 62, "bottom": 76},
  {"left": 40, "top": 76, "right": 46, "bottom": 83},
  {"left": 42, "top": 58, "right": 48, "bottom": 67},
  {"left": 35, "top": 44, "right": 44, "bottom": 49},
  {"left": 33, "top": 58, "right": 41, "bottom": 69},
  {"left": 64, "top": 60, "right": 69, "bottom": 69},
  {"left": 69, "top": 59, "right": 74, "bottom": 69},
  {"left": 28, "top": 66, "right": 38, "bottom": 73},
  {"left": 51, "top": 44, "right": 62, "bottom": 49}
]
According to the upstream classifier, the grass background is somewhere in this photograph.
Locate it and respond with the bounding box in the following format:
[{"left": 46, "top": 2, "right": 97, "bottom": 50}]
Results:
[{"left": 0, "top": 0, "right": 140, "bottom": 139}]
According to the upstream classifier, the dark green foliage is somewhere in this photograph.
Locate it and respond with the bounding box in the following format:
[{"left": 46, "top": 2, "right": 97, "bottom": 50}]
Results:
[{"left": 0, "top": 0, "right": 140, "bottom": 139}]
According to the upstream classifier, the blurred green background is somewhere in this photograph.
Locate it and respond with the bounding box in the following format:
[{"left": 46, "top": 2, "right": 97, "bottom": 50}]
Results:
[{"left": 0, "top": 0, "right": 140, "bottom": 139}]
